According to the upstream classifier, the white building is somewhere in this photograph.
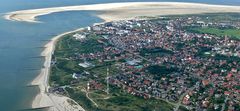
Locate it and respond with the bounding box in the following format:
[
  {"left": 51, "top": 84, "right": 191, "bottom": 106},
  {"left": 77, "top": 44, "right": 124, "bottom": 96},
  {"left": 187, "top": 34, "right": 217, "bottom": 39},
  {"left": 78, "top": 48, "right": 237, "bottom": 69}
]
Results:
[{"left": 73, "top": 33, "right": 86, "bottom": 40}]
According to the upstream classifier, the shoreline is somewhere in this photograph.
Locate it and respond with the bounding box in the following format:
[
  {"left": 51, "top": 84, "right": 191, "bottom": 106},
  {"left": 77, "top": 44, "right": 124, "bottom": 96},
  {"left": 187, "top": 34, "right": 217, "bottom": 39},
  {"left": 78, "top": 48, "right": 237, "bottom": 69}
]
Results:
[
  {"left": 4, "top": 2, "right": 240, "bottom": 23},
  {"left": 5, "top": 1, "right": 240, "bottom": 111},
  {"left": 31, "top": 27, "right": 88, "bottom": 111}
]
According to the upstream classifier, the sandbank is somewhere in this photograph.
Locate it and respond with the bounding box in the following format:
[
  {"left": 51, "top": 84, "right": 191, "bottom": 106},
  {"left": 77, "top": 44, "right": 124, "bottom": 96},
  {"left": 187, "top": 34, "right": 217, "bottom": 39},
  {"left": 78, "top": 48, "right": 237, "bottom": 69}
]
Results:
[{"left": 4, "top": 2, "right": 240, "bottom": 23}]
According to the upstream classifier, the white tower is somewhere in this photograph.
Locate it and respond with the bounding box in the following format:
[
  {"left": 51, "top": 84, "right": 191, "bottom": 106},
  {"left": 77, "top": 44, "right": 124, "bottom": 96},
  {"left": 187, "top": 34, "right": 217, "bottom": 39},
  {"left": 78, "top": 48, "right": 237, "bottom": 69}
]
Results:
[
  {"left": 87, "top": 82, "right": 90, "bottom": 91},
  {"left": 106, "top": 67, "right": 109, "bottom": 95}
]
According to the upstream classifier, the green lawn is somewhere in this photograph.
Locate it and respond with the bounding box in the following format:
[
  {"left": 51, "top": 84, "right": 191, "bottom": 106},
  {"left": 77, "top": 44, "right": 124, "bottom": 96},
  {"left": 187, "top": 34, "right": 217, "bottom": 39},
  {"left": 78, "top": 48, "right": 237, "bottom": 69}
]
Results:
[{"left": 187, "top": 27, "right": 240, "bottom": 39}]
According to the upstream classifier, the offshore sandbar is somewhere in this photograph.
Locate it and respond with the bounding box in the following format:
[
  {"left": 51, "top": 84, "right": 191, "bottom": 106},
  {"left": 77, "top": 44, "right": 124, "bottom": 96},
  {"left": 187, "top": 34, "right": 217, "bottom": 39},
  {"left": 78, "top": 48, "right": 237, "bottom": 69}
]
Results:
[{"left": 4, "top": 2, "right": 240, "bottom": 23}]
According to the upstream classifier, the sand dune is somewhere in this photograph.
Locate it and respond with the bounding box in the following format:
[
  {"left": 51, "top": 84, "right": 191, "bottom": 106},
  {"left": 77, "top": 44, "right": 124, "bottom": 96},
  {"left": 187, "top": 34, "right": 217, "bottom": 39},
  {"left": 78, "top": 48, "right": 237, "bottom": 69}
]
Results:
[{"left": 4, "top": 2, "right": 240, "bottom": 23}]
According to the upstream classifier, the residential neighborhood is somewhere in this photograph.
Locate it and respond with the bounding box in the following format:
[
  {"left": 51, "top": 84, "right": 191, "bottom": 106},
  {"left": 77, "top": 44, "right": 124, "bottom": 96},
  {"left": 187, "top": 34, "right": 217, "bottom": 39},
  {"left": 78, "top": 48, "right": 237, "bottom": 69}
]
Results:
[{"left": 50, "top": 14, "right": 240, "bottom": 111}]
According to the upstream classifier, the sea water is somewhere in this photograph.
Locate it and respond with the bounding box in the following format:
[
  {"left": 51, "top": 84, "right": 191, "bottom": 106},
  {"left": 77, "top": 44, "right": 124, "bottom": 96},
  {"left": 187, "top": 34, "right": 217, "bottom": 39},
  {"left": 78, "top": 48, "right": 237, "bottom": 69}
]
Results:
[{"left": 0, "top": 0, "right": 239, "bottom": 111}]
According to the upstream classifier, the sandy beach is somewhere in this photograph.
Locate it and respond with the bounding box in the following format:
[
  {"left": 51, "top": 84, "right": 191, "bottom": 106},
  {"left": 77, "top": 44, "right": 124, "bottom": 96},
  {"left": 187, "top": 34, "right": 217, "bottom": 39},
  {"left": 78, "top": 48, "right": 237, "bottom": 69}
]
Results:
[
  {"left": 4, "top": 2, "right": 240, "bottom": 23},
  {"left": 4, "top": 2, "right": 240, "bottom": 111},
  {"left": 31, "top": 28, "right": 86, "bottom": 111}
]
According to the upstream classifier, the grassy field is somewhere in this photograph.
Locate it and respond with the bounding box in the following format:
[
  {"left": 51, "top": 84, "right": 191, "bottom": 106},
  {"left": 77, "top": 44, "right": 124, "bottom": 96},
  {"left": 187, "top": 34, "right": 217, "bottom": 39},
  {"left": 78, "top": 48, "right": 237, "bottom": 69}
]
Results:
[
  {"left": 66, "top": 85, "right": 174, "bottom": 111},
  {"left": 187, "top": 27, "right": 240, "bottom": 39}
]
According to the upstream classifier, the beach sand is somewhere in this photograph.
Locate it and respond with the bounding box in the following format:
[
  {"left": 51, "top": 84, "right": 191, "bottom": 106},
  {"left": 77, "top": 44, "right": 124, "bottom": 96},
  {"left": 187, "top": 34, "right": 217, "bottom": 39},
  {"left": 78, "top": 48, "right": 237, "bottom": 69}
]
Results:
[
  {"left": 4, "top": 2, "right": 240, "bottom": 23},
  {"left": 4, "top": 2, "right": 240, "bottom": 111},
  {"left": 31, "top": 28, "right": 85, "bottom": 111}
]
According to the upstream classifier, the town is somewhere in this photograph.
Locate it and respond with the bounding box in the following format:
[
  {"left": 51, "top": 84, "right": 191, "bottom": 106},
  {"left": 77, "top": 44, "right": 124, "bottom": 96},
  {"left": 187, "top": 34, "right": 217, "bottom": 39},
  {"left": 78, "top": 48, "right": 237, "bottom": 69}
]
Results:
[{"left": 50, "top": 14, "right": 240, "bottom": 111}]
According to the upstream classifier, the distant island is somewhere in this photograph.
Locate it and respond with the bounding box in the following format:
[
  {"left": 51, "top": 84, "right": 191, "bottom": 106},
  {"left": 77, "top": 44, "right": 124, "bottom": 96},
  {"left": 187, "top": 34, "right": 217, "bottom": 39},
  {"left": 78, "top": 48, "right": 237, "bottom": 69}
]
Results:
[{"left": 49, "top": 13, "right": 240, "bottom": 111}]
